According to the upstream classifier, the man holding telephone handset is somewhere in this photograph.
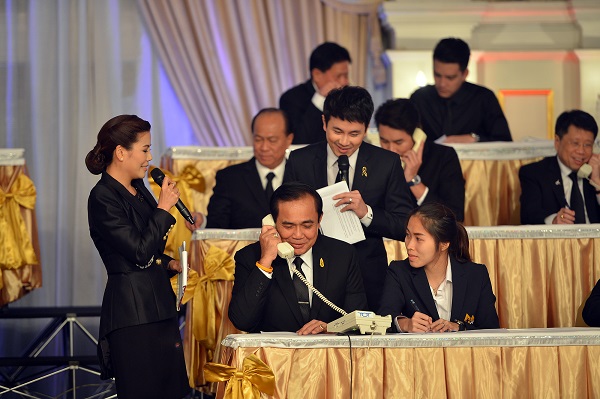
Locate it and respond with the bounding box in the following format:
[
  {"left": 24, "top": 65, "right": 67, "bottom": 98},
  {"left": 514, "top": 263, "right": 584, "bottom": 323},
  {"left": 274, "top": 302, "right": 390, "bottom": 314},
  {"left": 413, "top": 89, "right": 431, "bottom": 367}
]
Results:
[
  {"left": 519, "top": 110, "right": 600, "bottom": 224},
  {"left": 228, "top": 182, "right": 368, "bottom": 334}
]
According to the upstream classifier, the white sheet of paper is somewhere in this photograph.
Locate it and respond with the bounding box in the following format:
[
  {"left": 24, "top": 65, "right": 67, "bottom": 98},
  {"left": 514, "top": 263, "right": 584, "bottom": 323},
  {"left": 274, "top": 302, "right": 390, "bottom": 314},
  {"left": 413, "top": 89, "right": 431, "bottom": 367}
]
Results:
[
  {"left": 316, "top": 181, "right": 366, "bottom": 244},
  {"left": 177, "top": 241, "right": 188, "bottom": 311}
]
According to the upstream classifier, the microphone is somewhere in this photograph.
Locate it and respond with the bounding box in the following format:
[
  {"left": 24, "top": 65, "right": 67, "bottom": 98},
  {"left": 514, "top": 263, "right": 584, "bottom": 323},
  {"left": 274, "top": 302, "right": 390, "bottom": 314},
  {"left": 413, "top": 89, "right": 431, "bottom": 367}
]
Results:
[
  {"left": 150, "top": 168, "right": 195, "bottom": 225},
  {"left": 338, "top": 155, "right": 349, "bottom": 183}
]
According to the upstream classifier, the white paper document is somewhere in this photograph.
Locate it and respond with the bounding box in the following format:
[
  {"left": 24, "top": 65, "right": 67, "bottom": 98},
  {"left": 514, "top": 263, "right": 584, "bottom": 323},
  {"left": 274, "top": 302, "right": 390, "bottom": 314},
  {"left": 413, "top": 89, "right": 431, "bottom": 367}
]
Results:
[
  {"left": 177, "top": 241, "right": 188, "bottom": 311},
  {"left": 316, "top": 181, "right": 366, "bottom": 244}
]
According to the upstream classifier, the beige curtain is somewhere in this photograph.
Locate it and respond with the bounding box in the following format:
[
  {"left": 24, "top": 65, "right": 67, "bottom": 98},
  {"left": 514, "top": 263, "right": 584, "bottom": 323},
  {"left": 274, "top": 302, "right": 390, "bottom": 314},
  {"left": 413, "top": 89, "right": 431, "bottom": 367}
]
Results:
[{"left": 136, "top": 0, "right": 383, "bottom": 145}]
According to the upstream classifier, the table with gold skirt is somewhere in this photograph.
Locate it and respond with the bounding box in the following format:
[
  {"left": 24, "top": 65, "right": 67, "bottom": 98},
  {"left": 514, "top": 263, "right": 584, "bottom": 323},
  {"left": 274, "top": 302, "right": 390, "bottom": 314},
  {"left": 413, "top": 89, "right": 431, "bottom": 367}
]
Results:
[
  {"left": 160, "top": 140, "right": 556, "bottom": 226},
  {"left": 186, "top": 225, "right": 600, "bottom": 392},
  {"left": 0, "top": 148, "right": 42, "bottom": 306},
  {"left": 216, "top": 329, "right": 600, "bottom": 399}
]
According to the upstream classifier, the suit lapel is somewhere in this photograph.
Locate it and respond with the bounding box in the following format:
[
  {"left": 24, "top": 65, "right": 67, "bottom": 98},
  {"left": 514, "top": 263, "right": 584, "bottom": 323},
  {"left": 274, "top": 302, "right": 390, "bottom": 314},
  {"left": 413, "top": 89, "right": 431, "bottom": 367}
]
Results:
[
  {"left": 583, "top": 180, "right": 599, "bottom": 222},
  {"left": 104, "top": 175, "right": 150, "bottom": 225},
  {"left": 313, "top": 143, "right": 328, "bottom": 188},
  {"left": 412, "top": 269, "right": 439, "bottom": 319},
  {"left": 352, "top": 143, "right": 370, "bottom": 193},
  {"left": 272, "top": 256, "right": 305, "bottom": 326},
  {"left": 549, "top": 157, "right": 568, "bottom": 206},
  {"left": 450, "top": 259, "right": 467, "bottom": 322},
  {"left": 309, "top": 237, "right": 327, "bottom": 318},
  {"left": 244, "top": 159, "right": 270, "bottom": 213}
]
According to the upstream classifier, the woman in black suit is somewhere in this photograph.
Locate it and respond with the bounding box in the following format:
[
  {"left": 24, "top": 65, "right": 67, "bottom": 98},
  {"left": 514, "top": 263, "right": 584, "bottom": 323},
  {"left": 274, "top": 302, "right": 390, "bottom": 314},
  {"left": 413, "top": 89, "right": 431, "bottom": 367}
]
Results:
[
  {"left": 378, "top": 202, "right": 499, "bottom": 332},
  {"left": 86, "top": 115, "right": 189, "bottom": 398}
]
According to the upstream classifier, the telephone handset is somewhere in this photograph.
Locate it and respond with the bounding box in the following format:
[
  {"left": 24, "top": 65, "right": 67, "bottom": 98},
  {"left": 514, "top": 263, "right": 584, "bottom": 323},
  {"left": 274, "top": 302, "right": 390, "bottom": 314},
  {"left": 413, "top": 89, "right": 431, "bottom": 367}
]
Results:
[
  {"left": 261, "top": 214, "right": 295, "bottom": 259},
  {"left": 401, "top": 128, "right": 427, "bottom": 169},
  {"left": 577, "top": 143, "right": 600, "bottom": 190}
]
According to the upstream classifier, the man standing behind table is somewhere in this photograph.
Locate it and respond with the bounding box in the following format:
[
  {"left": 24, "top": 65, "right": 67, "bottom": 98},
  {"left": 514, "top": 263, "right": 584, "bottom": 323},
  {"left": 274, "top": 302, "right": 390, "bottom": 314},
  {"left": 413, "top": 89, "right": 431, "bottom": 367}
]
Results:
[
  {"left": 228, "top": 182, "right": 368, "bottom": 334},
  {"left": 374, "top": 98, "right": 465, "bottom": 221},
  {"left": 284, "top": 86, "right": 414, "bottom": 311},
  {"left": 279, "top": 42, "right": 351, "bottom": 144},
  {"left": 519, "top": 110, "right": 600, "bottom": 224},
  {"left": 185, "top": 108, "right": 293, "bottom": 230},
  {"left": 410, "top": 37, "right": 512, "bottom": 143}
]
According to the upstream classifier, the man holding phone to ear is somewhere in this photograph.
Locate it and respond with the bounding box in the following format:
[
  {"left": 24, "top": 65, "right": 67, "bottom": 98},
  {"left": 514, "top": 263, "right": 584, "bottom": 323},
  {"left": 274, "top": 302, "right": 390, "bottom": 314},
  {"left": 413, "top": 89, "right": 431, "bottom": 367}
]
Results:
[
  {"left": 375, "top": 98, "right": 465, "bottom": 221},
  {"left": 228, "top": 182, "right": 367, "bottom": 334},
  {"left": 519, "top": 110, "right": 600, "bottom": 224}
]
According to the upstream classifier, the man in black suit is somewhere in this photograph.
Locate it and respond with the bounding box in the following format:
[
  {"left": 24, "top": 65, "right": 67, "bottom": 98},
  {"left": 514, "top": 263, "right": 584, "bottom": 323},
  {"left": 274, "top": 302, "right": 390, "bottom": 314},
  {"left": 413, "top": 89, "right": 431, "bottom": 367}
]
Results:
[
  {"left": 410, "top": 38, "right": 512, "bottom": 143},
  {"left": 284, "top": 86, "right": 414, "bottom": 311},
  {"left": 279, "top": 42, "right": 351, "bottom": 144},
  {"left": 519, "top": 110, "right": 600, "bottom": 224},
  {"left": 187, "top": 108, "right": 293, "bottom": 229},
  {"left": 375, "top": 98, "right": 465, "bottom": 221},
  {"left": 228, "top": 182, "right": 368, "bottom": 334}
]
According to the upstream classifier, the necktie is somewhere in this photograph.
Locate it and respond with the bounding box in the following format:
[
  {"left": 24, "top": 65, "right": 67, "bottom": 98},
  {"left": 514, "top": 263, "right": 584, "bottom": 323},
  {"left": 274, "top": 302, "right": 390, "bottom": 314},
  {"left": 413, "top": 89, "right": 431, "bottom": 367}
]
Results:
[
  {"left": 442, "top": 100, "right": 452, "bottom": 136},
  {"left": 292, "top": 257, "right": 310, "bottom": 323},
  {"left": 265, "top": 172, "right": 275, "bottom": 201},
  {"left": 569, "top": 172, "right": 586, "bottom": 224},
  {"left": 335, "top": 155, "right": 350, "bottom": 184}
]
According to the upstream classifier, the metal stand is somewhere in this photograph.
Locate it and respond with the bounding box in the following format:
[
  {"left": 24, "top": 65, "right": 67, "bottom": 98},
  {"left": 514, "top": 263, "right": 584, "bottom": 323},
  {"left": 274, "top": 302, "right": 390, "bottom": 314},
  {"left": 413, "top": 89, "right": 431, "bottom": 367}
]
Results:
[{"left": 0, "top": 306, "right": 116, "bottom": 398}]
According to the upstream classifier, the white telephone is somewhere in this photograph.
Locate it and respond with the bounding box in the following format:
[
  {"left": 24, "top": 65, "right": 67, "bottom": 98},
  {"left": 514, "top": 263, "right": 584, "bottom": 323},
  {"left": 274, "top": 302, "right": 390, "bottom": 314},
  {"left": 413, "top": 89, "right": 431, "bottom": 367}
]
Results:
[
  {"left": 401, "top": 128, "right": 427, "bottom": 169},
  {"left": 577, "top": 142, "right": 600, "bottom": 190},
  {"left": 262, "top": 214, "right": 295, "bottom": 259},
  {"left": 261, "top": 214, "right": 391, "bottom": 334}
]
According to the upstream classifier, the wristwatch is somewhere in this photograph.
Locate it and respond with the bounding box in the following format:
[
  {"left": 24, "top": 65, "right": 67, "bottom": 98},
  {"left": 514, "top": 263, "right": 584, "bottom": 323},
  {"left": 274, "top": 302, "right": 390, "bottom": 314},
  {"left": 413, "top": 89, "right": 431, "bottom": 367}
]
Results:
[
  {"left": 407, "top": 175, "right": 421, "bottom": 187},
  {"left": 453, "top": 319, "right": 466, "bottom": 331},
  {"left": 470, "top": 133, "right": 481, "bottom": 142}
]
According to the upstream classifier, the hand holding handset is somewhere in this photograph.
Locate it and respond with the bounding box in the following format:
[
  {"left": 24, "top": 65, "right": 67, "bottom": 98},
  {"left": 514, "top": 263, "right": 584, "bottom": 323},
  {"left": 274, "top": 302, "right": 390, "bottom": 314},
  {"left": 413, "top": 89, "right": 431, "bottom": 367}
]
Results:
[
  {"left": 577, "top": 143, "right": 600, "bottom": 190},
  {"left": 401, "top": 128, "right": 427, "bottom": 169},
  {"left": 262, "top": 214, "right": 391, "bottom": 334},
  {"left": 262, "top": 214, "right": 294, "bottom": 259}
]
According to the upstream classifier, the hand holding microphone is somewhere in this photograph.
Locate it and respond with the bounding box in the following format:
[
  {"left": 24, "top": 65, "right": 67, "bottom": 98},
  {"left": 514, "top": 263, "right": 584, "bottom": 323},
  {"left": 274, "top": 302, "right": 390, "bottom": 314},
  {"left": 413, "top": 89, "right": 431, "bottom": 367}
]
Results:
[{"left": 151, "top": 168, "right": 196, "bottom": 225}]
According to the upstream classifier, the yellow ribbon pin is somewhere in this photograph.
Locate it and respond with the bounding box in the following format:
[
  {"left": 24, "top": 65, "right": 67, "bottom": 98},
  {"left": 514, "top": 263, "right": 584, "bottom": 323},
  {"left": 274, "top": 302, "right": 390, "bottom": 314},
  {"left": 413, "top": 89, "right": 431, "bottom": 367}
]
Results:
[
  {"left": 464, "top": 313, "right": 475, "bottom": 324},
  {"left": 320, "top": 258, "right": 324, "bottom": 268},
  {"left": 362, "top": 166, "right": 367, "bottom": 177}
]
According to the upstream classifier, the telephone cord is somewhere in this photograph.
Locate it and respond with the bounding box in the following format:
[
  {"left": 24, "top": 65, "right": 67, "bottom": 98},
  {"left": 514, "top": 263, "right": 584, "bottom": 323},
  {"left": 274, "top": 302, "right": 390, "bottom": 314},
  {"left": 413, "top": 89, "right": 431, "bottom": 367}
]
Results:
[{"left": 292, "top": 267, "right": 347, "bottom": 316}]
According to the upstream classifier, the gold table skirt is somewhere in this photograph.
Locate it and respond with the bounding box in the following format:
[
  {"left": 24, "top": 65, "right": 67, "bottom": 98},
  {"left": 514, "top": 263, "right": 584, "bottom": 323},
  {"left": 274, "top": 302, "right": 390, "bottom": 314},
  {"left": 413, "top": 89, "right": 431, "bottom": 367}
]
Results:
[{"left": 217, "top": 330, "right": 600, "bottom": 399}]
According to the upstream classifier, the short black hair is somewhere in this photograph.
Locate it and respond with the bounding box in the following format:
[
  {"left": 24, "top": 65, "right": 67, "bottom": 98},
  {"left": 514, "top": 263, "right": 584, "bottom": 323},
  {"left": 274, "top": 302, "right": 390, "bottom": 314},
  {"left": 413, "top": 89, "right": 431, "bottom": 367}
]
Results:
[
  {"left": 309, "top": 42, "right": 351, "bottom": 74},
  {"left": 250, "top": 108, "right": 291, "bottom": 136},
  {"left": 270, "top": 182, "right": 323, "bottom": 222},
  {"left": 433, "top": 38, "right": 471, "bottom": 72},
  {"left": 555, "top": 110, "right": 598, "bottom": 140},
  {"left": 323, "top": 86, "right": 374, "bottom": 129},
  {"left": 374, "top": 98, "right": 421, "bottom": 135}
]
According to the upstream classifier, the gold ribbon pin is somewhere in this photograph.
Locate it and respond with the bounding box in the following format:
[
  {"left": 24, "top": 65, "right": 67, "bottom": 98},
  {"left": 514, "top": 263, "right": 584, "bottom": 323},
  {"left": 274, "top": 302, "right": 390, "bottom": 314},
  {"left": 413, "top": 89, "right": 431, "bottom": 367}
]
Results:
[
  {"left": 464, "top": 313, "right": 475, "bottom": 324},
  {"left": 362, "top": 166, "right": 367, "bottom": 177},
  {"left": 320, "top": 258, "right": 324, "bottom": 268}
]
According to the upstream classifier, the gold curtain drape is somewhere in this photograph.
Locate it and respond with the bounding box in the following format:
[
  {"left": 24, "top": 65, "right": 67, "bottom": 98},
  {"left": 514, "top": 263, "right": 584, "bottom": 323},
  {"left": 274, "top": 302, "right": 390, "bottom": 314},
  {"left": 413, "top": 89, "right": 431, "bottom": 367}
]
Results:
[
  {"left": 219, "top": 345, "right": 600, "bottom": 399},
  {"left": 184, "top": 238, "right": 254, "bottom": 392},
  {"left": 0, "top": 162, "right": 42, "bottom": 306}
]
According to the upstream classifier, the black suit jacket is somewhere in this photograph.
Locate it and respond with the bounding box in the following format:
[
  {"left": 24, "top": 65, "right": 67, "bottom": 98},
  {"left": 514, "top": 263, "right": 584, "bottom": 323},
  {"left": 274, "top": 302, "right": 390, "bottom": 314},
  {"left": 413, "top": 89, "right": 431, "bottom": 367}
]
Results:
[
  {"left": 519, "top": 156, "right": 600, "bottom": 224},
  {"left": 279, "top": 79, "right": 325, "bottom": 144},
  {"left": 378, "top": 257, "right": 499, "bottom": 331},
  {"left": 415, "top": 141, "right": 465, "bottom": 221},
  {"left": 283, "top": 141, "right": 414, "bottom": 310},
  {"left": 88, "top": 173, "right": 178, "bottom": 339},
  {"left": 228, "top": 235, "right": 368, "bottom": 332},
  {"left": 583, "top": 279, "right": 600, "bottom": 327},
  {"left": 206, "top": 158, "right": 271, "bottom": 229}
]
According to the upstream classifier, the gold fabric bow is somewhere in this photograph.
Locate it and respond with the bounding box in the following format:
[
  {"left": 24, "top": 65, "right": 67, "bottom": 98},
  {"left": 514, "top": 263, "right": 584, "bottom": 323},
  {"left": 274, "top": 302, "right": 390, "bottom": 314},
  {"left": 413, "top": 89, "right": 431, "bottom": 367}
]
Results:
[
  {"left": 149, "top": 166, "right": 201, "bottom": 258},
  {"left": 170, "top": 267, "right": 200, "bottom": 307},
  {"left": 179, "top": 164, "right": 205, "bottom": 193},
  {"left": 0, "top": 174, "right": 39, "bottom": 271},
  {"left": 204, "top": 354, "right": 275, "bottom": 399},
  {"left": 191, "top": 245, "right": 235, "bottom": 356}
]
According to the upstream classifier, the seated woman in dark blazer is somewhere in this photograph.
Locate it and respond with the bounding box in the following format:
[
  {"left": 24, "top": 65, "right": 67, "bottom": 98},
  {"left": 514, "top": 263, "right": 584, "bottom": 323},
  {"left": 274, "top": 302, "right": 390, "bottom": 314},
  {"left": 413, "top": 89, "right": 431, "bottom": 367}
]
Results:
[{"left": 378, "top": 202, "right": 499, "bottom": 332}]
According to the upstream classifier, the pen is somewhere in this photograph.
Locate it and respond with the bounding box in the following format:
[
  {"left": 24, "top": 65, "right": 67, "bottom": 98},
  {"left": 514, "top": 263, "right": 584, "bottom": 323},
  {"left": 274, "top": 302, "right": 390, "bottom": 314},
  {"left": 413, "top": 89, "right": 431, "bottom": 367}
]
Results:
[{"left": 409, "top": 299, "right": 421, "bottom": 313}]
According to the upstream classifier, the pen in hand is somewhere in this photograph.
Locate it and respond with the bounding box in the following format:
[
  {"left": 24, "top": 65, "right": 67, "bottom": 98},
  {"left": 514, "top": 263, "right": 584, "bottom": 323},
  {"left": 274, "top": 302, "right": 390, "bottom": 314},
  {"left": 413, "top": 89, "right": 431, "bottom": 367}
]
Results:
[{"left": 409, "top": 299, "right": 421, "bottom": 313}]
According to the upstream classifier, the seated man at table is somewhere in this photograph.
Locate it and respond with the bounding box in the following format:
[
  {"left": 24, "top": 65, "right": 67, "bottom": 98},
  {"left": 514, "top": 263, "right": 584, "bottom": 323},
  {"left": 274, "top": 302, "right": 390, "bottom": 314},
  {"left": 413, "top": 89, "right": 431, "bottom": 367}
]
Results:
[
  {"left": 519, "top": 110, "right": 600, "bottom": 224},
  {"left": 228, "top": 182, "right": 368, "bottom": 334},
  {"left": 186, "top": 108, "right": 294, "bottom": 230},
  {"left": 279, "top": 42, "right": 351, "bottom": 144},
  {"left": 582, "top": 279, "right": 600, "bottom": 327},
  {"left": 410, "top": 37, "right": 512, "bottom": 143},
  {"left": 374, "top": 98, "right": 465, "bottom": 221}
]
